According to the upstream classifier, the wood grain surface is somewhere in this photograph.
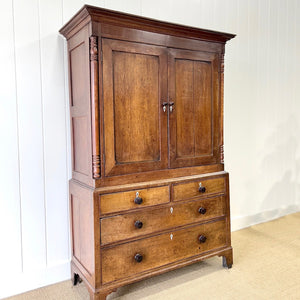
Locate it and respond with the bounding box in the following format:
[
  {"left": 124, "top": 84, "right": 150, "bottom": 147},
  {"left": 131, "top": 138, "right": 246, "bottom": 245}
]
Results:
[
  {"left": 173, "top": 177, "right": 225, "bottom": 201},
  {"left": 101, "top": 219, "right": 227, "bottom": 283},
  {"left": 101, "top": 196, "right": 225, "bottom": 245},
  {"left": 100, "top": 185, "right": 170, "bottom": 215}
]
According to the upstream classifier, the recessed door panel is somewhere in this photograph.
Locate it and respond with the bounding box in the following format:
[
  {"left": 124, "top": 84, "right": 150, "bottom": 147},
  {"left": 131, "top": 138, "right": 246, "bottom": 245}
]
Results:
[
  {"left": 113, "top": 52, "right": 159, "bottom": 164},
  {"left": 102, "top": 39, "right": 168, "bottom": 176},
  {"left": 169, "top": 49, "right": 219, "bottom": 168}
]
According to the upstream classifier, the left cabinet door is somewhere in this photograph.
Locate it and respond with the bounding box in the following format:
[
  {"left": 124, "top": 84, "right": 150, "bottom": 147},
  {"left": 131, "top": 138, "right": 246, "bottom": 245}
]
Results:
[{"left": 102, "top": 39, "right": 168, "bottom": 176}]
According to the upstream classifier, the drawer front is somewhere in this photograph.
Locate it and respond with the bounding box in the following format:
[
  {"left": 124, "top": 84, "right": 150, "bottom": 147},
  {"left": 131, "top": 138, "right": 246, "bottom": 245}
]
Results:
[
  {"left": 100, "top": 186, "right": 169, "bottom": 214},
  {"left": 101, "top": 196, "right": 225, "bottom": 245},
  {"left": 173, "top": 177, "right": 225, "bottom": 201},
  {"left": 102, "top": 219, "right": 227, "bottom": 284}
]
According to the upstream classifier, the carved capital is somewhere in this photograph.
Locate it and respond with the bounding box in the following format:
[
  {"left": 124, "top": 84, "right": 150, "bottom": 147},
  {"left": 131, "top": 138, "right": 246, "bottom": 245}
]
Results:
[
  {"left": 220, "top": 52, "right": 225, "bottom": 74},
  {"left": 219, "top": 145, "right": 224, "bottom": 164},
  {"left": 90, "top": 36, "right": 98, "bottom": 61},
  {"left": 92, "top": 155, "right": 101, "bottom": 179}
]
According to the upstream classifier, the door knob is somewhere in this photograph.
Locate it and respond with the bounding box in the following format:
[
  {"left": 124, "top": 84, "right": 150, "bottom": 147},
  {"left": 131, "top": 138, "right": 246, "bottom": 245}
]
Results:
[
  {"left": 169, "top": 102, "right": 174, "bottom": 112},
  {"left": 162, "top": 102, "right": 168, "bottom": 112}
]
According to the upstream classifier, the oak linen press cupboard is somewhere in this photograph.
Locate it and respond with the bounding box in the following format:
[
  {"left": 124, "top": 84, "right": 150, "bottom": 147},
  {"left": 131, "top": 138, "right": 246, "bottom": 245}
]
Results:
[{"left": 59, "top": 5, "right": 235, "bottom": 300}]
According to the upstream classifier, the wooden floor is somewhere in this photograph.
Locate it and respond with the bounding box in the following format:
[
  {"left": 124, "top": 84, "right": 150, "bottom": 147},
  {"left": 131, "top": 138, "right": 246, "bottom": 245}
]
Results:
[{"left": 5, "top": 212, "right": 300, "bottom": 300}]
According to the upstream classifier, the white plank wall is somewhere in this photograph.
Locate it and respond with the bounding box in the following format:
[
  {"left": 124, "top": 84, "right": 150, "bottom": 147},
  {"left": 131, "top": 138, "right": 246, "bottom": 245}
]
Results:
[
  {"left": 14, "top": 0, "right": 46, "bottom": 273},
  {"left": 0, "top": 0, "right": 300, "bottom": 298},
  {"left": 0, "top": 0, "right": 22, "bottom": 279}
]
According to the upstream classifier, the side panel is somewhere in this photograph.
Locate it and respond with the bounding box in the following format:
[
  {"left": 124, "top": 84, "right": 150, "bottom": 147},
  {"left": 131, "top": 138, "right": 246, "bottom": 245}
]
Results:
[
  {"left": 68, "top": 25, "right": 93, "bottom": 185},
  {"left": 70, "top": 181, "right": 98, "bottom": 287}
]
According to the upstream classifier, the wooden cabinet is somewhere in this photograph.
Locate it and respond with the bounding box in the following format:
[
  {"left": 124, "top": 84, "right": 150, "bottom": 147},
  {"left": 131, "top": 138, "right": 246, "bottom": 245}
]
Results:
[{"left": 60, "top": 5, "right": 235, "bottom": 299}]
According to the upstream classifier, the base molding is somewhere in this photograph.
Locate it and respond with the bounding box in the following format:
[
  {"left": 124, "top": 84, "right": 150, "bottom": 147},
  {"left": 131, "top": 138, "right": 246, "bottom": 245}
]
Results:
[
  {"left": 231, "top": 204, "right": 300, "bottom": 232},
  {"left": 71, "top": 246, "right": 232, "bottom": 300}
]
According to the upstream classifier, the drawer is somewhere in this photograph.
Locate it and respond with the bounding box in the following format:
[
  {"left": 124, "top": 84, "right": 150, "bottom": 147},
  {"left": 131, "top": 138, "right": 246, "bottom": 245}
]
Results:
[
  {"left": 100, "top": 186, "right": 169, "bottom": 215},
  {"left": 173, "top": 176, "right": 225, "bottom": 201},
  {"left": 101, "top": 196, "right": 225, "bottom": 245},
  {"left": 101, "top": 219, "right": 227, "bottom": 284}
]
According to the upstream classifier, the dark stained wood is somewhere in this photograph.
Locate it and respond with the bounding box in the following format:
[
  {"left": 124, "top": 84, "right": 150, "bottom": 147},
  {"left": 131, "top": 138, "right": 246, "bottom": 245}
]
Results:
[
  {"left": 222, "top": 249, "right": 233, "bottom": 269},
  {"left": 68, "top": 25, "right": 94, "bottom": 187},
  {"left": 174, "top": 59, "right": 194, "bottom": 157},
  {"left": 72, "top": 117, "right": 89, "bottom": 176},
  {"left": 98, "top": 23, "right": 224, "bottom": 53},
  {"left": 218, "top": 48, "right": 225, "bottom": 163},
  {"left": 96, "top": 164, "right": 224, "bottom": 187},
  {"left": 70, "top": 186, "right": 94, "bottom": 273},
  {"left": 102, "top": 39, "right": 168, "bottom": 176},
  {"left": 59, "top": 5, "right": 235, "bottom": 43},
  {"left": 95, "top": 172, "right": 226, "bottom": 195},
  {"left": 224, "top": 172, "right": 232, "bottom": 246},
  {"left": 219, "top": 246, "right": 233, "bottom": 269},
  {"left": 194, "top": 61, "right": 212, "bottom": 156},
  {"left": 101, "top": 219, "right": 227, "bottom": 284},
  {"left": 87, "top": 289, "right": 112, "bottom": 300},
  {"left": 172, "top": 177, "right": 225, "bottom": 201},
  {"left": 100, "top": 185, "right": 170, "bottom": 215},
  {"left": 168, "top": 48, "right": 220, "bottom": 168},
  {"left": 173, "top": 58, "right": 212, "bottom": 157},
  {"left": 69, "top": 183, "right": 95, "bottom": 287},
  {"left": 113, "top": 52, "right": 159, "bottom": 163},
  {"left": 61, "top": 6, "right": 234, "bottom": 300},
  {"left": 100, "top": 196, "right": 226, "bottom": 245},
  {"left": 73, "top": 246, "right": 232, "bottom": 299},
  {"left": 92, "top": 187, "right": 101, "bottom": 288},
  {"left": 90, "top": 36, "right": 101, "bottom": 179},
  {"left": 70, "top": 42, "right": 86, "bottom": 108}
]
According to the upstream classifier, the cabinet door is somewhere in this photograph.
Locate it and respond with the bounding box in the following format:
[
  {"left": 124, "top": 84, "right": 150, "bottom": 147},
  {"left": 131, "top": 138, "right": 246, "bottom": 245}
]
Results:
[
  {"left": 168, "top": 48, "right": 220, "bottom": 168},
  {"left": 102, "top": 39, "right": 168, "bottom": 176}
]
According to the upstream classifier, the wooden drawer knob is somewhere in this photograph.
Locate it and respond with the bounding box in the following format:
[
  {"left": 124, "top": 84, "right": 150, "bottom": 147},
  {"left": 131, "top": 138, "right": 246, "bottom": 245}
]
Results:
[
  {"left": 198, "top": 235, "right": 207, "bottom": 243},
  {"left": 198, "top": 207, "right": 207, "bottom": 214},
  {"left": 134, "top": 220, "right": 143, "bottom": 229},
  {"left": 134, "top": 192, "right": 143, "bottom": 205},
  {"left": 134, "top": 253, "right": 143, "bottom": 263},
  {"left": 198, "top": 186, "right": 206, "bottom": 193}
]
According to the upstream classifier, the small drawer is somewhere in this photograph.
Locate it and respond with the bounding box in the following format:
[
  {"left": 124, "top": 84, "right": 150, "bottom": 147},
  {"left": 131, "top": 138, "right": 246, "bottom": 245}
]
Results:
[
  {"left": 101, "top": 219, "right": 227, "bottom": 284},
  {"left": 100, "top": 186, "right": 169, "bottom": 215},
  {"left": 173, "top": 176, "right": 225, "bottom": 201},
  {"left": 100, "top": 196, "right": 225, "bottom": 245}
]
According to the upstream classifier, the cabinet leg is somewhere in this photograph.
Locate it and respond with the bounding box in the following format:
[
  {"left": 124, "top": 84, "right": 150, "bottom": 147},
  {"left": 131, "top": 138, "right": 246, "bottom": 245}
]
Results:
[
  {"left": 72, "top": 273, "right": 82, "bottom": 286},
  {"left": 222, "top": 249, "right": 233, "bottom": 269},
  {"left": 88, "top": 288, "right": 115, "bottom": 300}
]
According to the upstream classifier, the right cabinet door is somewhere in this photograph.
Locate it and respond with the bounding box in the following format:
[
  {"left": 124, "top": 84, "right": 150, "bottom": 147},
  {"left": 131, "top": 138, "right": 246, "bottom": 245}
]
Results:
[{"left": 168, "top": 48, "right": 220, "bottom": 168}]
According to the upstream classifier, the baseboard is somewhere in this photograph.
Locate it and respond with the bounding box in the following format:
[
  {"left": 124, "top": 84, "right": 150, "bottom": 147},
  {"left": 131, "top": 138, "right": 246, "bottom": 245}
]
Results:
[
  {"left": 0, "top": 260, "right": 71, "bottom": 299},
  {"left": 231, "top": 204, "right": 300, "bottom": 232}
]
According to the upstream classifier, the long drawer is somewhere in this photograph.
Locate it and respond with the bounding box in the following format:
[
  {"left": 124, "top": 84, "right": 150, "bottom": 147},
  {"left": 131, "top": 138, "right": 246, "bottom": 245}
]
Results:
[
  {"left": 173, "top": 176, "right": 225, "bottom": 201},
  {"left": 101, "top": 219, "right": 227, "bottom": 284},
  {"left": 100, "top": 185, "right": 170, "bottom": 215},
  {"left": 100, "top": 196, "right": 225, "bottom": 245}
]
